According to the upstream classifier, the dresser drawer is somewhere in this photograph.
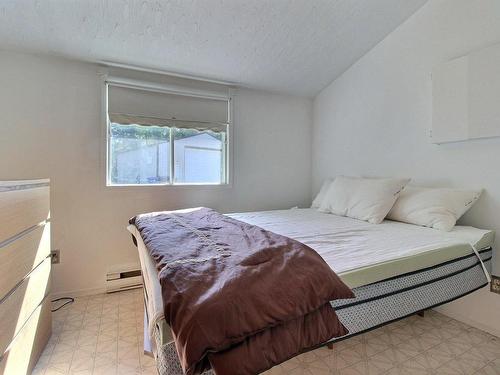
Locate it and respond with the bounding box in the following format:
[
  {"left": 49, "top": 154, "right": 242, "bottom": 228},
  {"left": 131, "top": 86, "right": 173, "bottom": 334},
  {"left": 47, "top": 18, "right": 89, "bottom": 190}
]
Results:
[
  {"left": 0, "top": 223, "right": 50, "bottom": 299},
  {"left": 0, "top": 296, "right": 51, "bottom": 375},
  {"left": 0, "top": 257, "right": 51, "bottom": 355},
  {"left": 0, "top": 182, "right": 50, "bottom": 244}
]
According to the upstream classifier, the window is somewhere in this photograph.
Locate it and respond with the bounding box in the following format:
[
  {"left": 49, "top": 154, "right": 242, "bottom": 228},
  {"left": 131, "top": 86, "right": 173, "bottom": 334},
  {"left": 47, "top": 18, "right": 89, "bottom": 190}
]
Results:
[
  {"left": 105, "top": 81, "right": 230, "bottom": 186},
  {"left": 173, "top": 128, "right": 226, "bottom": 184},
  {"left": 109, "top": 123, "right": 170, "bottom": 185}
]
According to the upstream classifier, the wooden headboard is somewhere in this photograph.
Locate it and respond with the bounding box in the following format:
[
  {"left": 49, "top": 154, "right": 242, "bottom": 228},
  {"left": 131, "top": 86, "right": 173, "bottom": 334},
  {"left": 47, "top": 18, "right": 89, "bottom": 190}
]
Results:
[{"left": 0, "top": 179, "right": 52, "bottom": 375}]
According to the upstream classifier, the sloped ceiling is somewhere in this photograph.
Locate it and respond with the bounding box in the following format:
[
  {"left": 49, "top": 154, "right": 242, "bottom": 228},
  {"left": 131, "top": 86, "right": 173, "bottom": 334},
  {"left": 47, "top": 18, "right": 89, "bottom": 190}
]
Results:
[{"left": 0, "top": 0, "right": 427, "bottom": 96}]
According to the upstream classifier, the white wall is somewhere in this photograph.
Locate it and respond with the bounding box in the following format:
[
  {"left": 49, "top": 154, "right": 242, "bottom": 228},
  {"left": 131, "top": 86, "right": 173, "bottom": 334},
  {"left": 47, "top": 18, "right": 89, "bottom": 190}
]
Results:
[
  {"left": 0, "top": 50, "right": 312, "bottom": 296},
  {"left": 312, "top": 0, "right": 500, "bottom": 336}
]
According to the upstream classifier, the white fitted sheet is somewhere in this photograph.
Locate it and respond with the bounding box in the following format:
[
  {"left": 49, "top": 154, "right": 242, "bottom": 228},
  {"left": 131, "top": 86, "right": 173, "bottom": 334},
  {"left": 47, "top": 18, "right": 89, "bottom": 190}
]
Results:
[{"left": 227, "top": 208, "right": 493, "bottom": 275}]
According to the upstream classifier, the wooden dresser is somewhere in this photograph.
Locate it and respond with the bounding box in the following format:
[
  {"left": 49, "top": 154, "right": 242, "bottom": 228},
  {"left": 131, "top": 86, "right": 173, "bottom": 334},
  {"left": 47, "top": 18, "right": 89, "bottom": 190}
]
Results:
[{"left": 0, "top": 180, "right": 52, "bottom": 375}]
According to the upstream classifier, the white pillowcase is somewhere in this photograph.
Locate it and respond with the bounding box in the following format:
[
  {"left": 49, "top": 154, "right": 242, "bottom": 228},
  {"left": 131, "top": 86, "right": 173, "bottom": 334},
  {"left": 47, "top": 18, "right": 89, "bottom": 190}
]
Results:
[
  {"left": 387, "top": 186, "right": 482, "bottom": 231},
  {"left": 319, "top": 176, "right": 410, "bottom": 224},
  {"left": 311, "top": 178, "right": 333, "bottom": 208}
]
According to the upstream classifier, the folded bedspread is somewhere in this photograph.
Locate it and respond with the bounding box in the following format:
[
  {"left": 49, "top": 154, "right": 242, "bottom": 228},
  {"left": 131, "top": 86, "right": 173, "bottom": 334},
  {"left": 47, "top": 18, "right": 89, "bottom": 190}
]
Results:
[{"left": 131, "top": 207, "right": 354, "bottom": 375}]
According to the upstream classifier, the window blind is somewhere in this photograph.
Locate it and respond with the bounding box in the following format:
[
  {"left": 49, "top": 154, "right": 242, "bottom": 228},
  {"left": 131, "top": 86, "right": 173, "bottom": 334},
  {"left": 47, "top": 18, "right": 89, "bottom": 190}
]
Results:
[{"left": 107, "top": 84, "right": 229, "bottom": 124}]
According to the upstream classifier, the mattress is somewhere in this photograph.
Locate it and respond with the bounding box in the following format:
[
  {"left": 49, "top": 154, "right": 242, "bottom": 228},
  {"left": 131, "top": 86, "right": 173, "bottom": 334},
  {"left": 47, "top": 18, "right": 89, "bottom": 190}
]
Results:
[
  {"left": 334, "top": 248, "right": 492, "bottom": 336},
  {"left": 127, "top": 208, "right": 495, "bottom": 349},
  {"left": 228, "top": 209, "right": 494, "bottom": 288},
  {"left": 153, "top": 250, "right": 492, "bottom": 375}
]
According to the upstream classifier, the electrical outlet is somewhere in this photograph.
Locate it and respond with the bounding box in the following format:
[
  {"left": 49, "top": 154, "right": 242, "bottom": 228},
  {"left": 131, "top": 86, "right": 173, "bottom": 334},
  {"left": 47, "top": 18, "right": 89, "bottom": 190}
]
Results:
[
  {"left": 491, "top": 275, "right": 500, "bottom": 295},
  {"left": 51, "top": 249, "right": 60, "bottom": 264}
]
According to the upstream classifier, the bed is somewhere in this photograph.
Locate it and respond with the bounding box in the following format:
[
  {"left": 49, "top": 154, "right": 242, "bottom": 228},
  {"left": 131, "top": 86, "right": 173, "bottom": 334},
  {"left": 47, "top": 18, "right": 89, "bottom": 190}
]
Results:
[{"left": 127, "top": 208, "right": 494, "bottom": 375}]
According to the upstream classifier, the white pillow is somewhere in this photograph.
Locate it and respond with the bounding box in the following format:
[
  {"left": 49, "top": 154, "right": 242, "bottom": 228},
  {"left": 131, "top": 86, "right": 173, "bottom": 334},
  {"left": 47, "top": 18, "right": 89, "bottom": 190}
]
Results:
[
  {"left": 319, "top": 176, "right": 410, "bottom": 224},
  {"left": 311, "top": 178, "right": 333, "bottom": 208},
  {"left": 387, "top": 186, "right": 482, "bottom": 231}
]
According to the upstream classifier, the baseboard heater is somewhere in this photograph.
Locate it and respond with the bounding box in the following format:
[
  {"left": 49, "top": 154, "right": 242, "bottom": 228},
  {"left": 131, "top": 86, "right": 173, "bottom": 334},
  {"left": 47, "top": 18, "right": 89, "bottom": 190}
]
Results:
[{"left": 106, "top": 267, "right": 143, "bottom": 293}]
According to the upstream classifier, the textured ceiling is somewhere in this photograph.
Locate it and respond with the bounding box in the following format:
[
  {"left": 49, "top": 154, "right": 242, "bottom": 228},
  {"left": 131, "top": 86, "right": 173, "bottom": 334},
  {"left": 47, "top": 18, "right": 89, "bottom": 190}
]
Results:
[{"left": 0, "top": 0, "right": 427, "bottom": 96}]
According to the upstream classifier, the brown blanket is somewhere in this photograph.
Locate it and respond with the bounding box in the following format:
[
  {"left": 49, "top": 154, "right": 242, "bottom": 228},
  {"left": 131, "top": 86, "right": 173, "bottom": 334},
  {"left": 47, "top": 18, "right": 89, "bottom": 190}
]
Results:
[{"left": 132, "top": 208, "right": 354, "bottom": 375}]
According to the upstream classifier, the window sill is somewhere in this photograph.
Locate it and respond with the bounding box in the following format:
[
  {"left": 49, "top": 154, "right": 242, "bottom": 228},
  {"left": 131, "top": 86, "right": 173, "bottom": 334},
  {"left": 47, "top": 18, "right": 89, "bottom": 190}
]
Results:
[{"left": 104, "top": 182, "right": 232, "bottom": 191}]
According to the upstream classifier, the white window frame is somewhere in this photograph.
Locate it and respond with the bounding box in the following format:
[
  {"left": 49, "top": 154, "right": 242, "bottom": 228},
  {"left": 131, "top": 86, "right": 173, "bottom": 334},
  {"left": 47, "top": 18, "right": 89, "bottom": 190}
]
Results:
[{"left": 101, "top": 75, "right": 233, "bottom": 188}]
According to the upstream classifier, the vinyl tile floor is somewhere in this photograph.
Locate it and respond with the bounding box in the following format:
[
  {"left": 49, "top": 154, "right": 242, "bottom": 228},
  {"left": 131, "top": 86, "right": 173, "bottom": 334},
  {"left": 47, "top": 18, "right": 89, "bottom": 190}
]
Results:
[{"left": 33, "top": 288, "right": 500, "bottom": 375}]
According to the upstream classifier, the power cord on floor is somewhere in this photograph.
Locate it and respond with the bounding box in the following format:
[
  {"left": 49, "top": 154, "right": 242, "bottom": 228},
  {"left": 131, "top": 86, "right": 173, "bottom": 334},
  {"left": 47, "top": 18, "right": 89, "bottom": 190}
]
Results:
[{"left": 51, "top": 297, "right": 74, "bottom": 312}]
